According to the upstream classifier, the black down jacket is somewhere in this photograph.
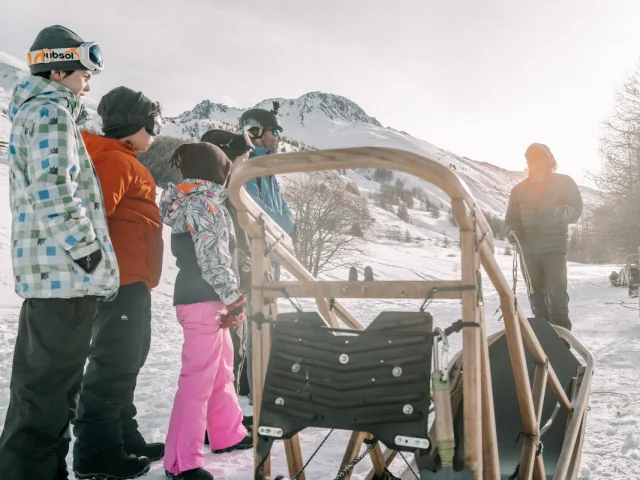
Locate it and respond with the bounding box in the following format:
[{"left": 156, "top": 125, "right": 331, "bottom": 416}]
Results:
[{"left": 505, "top": 173, "right": 583, "bottom": 255}]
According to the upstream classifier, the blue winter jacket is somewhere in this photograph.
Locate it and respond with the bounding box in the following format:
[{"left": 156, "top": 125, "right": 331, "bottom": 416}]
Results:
[{"left": 245, "top": 147, "right": 295, "bottom": 235}]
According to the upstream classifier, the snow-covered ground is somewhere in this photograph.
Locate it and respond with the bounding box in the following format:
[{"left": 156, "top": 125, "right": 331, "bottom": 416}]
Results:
[{"left": 0, "top": 158, "right": 637, "bottom": 478}]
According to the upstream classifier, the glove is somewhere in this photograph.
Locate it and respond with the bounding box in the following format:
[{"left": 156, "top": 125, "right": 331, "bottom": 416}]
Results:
[
  {"left": 73, "top": 249, "right": 102, "bottom": 274},
  {"left": 221, "top": 292, "right": 248, "bottom": 329},
  {"left": 553, "top": 205, "right": 571, "bottom": 223}
]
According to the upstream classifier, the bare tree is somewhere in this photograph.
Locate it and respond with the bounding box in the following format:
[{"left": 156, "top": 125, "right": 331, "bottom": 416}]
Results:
[
  {"left": 284, "top": 175, "right": 375, "bottom": 276},
  {"left": 401, "top": 189, "right": 414, "bottom": 208},
  {"left": 373, "top": 168, "right": 394, "bottom": 183},
  {"left": 137, "top": 135, "right": 189, "bottom": 187},
  {"left": 589, "top": 60, "right": 640, "bottom": 259},
  {"left": 397, "top": 204, "right": 410, "bottom": 222}
]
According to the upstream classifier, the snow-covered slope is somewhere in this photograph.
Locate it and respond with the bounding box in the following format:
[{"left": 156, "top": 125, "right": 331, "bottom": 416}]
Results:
[
  {"left": 0, "top": 159, "right": 635, "bottom": 479},
  {"left": 0, "top": 52, "right": 26, "bottom": 158}
]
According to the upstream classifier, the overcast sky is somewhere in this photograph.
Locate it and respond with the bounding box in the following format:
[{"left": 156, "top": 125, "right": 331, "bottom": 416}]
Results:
[{"left": 2, "top": 0, "right": 640, "bottom": 185}]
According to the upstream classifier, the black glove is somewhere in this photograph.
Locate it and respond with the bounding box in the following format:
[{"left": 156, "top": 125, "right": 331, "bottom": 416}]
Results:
[{"left": 74, "top": 249, "right": 102, "bottom": 274}]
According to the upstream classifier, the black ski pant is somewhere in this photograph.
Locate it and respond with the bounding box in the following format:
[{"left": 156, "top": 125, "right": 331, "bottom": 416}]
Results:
[
  {"left": 522, "top": 251, "right": 572, "bottom": 331},
  {"left": 0, "top": 296, "right": 96, "bottom": 480},
  {"left": 73, "top": 282, "right": 152, "bottom": 465}
]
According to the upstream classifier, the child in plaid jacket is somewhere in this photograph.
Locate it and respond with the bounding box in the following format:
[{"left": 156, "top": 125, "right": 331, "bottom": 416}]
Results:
[{"left": 0, "top": 25, "right": 122, "bottom": 480}]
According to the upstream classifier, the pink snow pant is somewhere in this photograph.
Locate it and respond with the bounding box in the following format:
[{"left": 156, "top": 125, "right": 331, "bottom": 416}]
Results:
[{"left": 164, "top": 301, "right": 247, "bottom": 474}]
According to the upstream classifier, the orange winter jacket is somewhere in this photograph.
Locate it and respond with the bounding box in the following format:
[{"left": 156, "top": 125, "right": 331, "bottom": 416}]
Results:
[{"left": 83, "top": 132, "right": 164, "bottom": 290}]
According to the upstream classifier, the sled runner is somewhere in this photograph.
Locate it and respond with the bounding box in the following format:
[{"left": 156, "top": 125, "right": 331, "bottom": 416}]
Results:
[{"left": 228, "top": 147, "right": 595, "bottom": 480}]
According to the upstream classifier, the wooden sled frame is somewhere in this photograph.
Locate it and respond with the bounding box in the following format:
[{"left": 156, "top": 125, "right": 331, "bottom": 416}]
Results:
[{"left": 227, "top": 147, "right": 594, "bottom": 480}]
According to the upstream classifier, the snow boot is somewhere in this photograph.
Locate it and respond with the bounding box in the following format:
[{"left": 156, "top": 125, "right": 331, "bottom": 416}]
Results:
[
  {"left": 348, "top": 266, "right": 358, "bottom": 281},
  {"left": 204, "top": 417, "right": 252, "bottom": 445},
  {"left": 211, "top": 432, "right": 253, "bottom": 453},
  {"left": 56, "top": 467, "right": 70, "bottom": 480},
  {"left": 165, "top": 467, "right": 214, "bottom": 480},
  {"left": 243, "top": 415, "right": 254, "bottom": 431},
  {"left": 125, "top": 441, "right": 165, "bottom": 462},
  {"left": 364, "top": 266, "right": 374, "bottom": 281},
  {"left": 73, "top": 448, "right": 151, "bottom": 480},
  {"left": 57, "top": 457, "right": 70, "bottom": 480}
]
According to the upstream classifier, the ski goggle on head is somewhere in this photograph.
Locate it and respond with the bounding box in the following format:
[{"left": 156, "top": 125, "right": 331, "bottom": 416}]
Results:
[
  {"left": 27, "top": 42, "right": 104, "bottom": 74},
  {"left": 103, "top": 112, "right": 164, "bottom": 137}
]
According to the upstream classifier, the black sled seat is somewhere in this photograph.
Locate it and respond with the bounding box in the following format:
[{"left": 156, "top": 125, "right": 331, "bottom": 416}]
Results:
[
  {"left": 255, "top": 311, "right": 435, "bottom": 478},
  {"left": 422, "top": 318, "right": 580, "bottom": 479}
]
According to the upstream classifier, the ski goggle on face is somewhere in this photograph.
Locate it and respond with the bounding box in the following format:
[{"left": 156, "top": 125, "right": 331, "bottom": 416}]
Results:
[
  {"left": 28, "top": 42, "right": 104, "bottom": 74},
  {"left": 102, "top": 112, "right": 164, "bottom": 137},
  {"left": 268, "top": 128, "right": 282, "bottom": 137},
  {"left": 149, "top": 114, "right": 163, "bottom": 136}
]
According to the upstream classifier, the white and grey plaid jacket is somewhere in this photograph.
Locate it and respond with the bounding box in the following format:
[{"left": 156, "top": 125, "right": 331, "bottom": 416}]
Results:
[{"left": 7, "top": 75, "right": 119, "bottom": 299}]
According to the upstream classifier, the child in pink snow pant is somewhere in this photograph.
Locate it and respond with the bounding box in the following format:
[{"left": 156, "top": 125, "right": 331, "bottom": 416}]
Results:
[{"left": 164, "top": 301, "right": 247, "bottom": 474}]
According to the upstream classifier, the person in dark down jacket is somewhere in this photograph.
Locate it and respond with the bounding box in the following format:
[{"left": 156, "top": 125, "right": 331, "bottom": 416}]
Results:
[{"left": 505, "top": 143, "right": 583, "bottom": 331}]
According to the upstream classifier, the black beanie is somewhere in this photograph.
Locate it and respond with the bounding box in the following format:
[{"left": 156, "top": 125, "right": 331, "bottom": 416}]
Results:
[
  {"left": 200, "top": 129, "right": 253, "bottom": 161},
  {"left": 29, "top": 25, "right": 87, "bottom": 74},
  {"left": 169, "top": 143, "right": 231, "bottom": 185},
  {"left": 98, "top": 86, "right": 158, "bottom": 139}
]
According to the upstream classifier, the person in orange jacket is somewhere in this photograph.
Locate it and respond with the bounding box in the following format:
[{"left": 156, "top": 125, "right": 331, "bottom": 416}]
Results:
[{"left": 72, "top": 87, "right": 165, "bottom": 478}]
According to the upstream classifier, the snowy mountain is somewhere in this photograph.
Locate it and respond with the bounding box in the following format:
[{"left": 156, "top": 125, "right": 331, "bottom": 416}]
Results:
[
  {"left": 0, "top": 52, "right": 26, "bottom": 158},
  {"left": 165, "top": 92, "right": 598, "bottom": 217},
  {"left": 175, "top": 92, "right": 381, "bottom": 128}
]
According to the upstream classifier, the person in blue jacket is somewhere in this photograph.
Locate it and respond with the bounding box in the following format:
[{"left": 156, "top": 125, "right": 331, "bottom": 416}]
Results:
[
  {"left": 238, "top": 103, "right": 295, "bottom": 406},
  {"left": 239, "top": 103, "right": 295, "bottom": 236}
]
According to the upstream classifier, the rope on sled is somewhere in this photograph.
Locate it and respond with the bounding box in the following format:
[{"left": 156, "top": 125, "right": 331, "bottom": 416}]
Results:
[
  {"left": 334, "top": 437, "right": 379, "bottom": 480},
  {"left": 288, "top": 431, "right": 384, "bottom": 480},
  {"left": 493, "top": 231, "right": 533, "bottom": 320},
  {"left": 290, "top": 429, "right": 334, "bottom": 480},
  {"left": 508, "top": 231, "right": 534, "bottom": 296}
]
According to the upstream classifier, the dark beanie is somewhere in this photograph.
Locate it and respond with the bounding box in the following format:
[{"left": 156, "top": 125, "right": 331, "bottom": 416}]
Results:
[
  {"left": 200, "top": 129, "right": 253, "bottom": 161},
  {"left": 29, "top": 25, "right": 86, "bottom": 74},
  {"left": 169, "top": 143, "right": 231, "bottom": 185},
  {"left": 98, "top": 86, "right": 158, "bottom": 139}
]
